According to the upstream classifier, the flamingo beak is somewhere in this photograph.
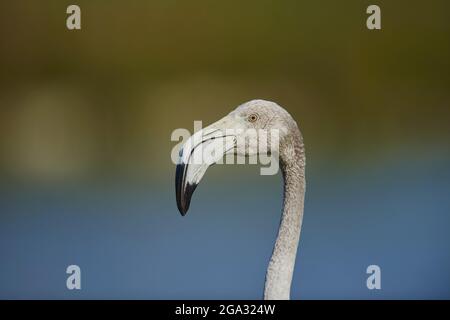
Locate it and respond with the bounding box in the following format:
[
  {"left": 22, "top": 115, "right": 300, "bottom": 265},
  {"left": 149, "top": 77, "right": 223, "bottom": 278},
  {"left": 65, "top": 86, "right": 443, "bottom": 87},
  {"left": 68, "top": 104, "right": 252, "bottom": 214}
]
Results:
[{"left": 175, "top": 119, "right": 237, "bottom": 216}]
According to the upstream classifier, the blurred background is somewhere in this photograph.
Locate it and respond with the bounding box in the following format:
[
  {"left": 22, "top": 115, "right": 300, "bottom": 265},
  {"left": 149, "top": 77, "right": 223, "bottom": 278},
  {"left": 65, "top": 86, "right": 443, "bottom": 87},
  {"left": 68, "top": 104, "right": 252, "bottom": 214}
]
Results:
[{"left": 0, "top": 0, "right": 449, "bottom": 299}]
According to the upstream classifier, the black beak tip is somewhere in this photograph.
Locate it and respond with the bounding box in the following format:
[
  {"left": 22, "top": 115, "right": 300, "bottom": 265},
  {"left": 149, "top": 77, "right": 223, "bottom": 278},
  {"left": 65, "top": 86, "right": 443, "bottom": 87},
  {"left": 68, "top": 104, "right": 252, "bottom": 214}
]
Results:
[
  {"left": 175, "top": 163, "right": 198, "bottom": 217},
  {"left": 179, "top": 206, "right": 188, "bottom": 216},
  {"left": 177, "top": 182, "right": 198, "bottom": 216},
  {"left": 176, "top": 200, "right": 188, "bottom": 216}
]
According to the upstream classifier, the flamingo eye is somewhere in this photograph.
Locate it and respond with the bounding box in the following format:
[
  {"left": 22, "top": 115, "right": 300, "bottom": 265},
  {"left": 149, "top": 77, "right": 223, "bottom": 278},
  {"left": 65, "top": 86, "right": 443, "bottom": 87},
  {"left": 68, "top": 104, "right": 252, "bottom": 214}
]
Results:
[{"left": 247, "top": 113, "right": 259, "bottom": 123}]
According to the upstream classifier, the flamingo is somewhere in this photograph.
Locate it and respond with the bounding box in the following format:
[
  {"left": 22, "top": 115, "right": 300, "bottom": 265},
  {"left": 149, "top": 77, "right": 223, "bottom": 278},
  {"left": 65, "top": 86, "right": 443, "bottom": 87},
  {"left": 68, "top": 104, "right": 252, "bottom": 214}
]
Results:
[{"left": 175, "top": 99, "right": 306, "bottom": 300}]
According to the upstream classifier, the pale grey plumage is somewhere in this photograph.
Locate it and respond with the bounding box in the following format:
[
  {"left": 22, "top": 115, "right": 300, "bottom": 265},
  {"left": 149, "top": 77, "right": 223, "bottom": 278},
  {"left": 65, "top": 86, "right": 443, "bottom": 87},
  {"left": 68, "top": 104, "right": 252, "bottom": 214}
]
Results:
[{"left": 175, "top": 99, "right": 306, "bottom": 300}]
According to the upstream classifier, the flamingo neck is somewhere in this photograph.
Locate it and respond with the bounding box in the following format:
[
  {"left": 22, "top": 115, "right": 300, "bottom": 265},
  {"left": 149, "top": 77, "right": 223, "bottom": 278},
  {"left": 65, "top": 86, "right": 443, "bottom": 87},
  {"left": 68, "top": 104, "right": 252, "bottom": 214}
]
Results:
[{"left": 264, "top": 131, "right": 305, "bottom": 300}]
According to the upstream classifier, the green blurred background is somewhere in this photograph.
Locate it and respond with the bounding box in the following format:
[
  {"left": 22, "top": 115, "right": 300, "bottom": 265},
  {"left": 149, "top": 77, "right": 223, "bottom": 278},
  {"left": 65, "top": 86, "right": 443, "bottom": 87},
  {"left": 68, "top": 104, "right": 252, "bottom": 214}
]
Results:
[
  {"left": 1, "top": 0, "right": 449, "bottom": 182},
  {"left": 0, "top": 1, "right": 450, "bottom": 299}
]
